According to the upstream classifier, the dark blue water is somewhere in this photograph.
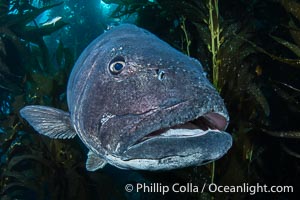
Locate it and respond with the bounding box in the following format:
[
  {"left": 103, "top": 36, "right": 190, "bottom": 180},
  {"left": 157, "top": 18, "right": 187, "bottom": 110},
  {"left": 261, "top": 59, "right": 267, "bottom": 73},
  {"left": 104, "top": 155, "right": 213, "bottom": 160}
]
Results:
[{"left": 0, "top": 0, "right": 299, "bottom": 199}]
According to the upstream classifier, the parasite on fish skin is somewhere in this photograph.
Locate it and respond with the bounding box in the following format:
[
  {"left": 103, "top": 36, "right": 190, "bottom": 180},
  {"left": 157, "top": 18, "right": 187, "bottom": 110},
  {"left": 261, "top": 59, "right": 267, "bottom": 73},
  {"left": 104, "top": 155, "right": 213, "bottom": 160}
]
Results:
[{"left": 20, "top": 24, "right": 232, "bottom": 171}]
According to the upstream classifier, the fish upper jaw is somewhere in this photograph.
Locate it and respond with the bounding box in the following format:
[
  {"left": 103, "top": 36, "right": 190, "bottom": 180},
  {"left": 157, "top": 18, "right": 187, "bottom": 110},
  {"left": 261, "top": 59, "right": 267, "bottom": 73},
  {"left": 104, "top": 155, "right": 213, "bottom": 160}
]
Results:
[{"left": 124, "top": 97, "right": 229, "bottom": 150}]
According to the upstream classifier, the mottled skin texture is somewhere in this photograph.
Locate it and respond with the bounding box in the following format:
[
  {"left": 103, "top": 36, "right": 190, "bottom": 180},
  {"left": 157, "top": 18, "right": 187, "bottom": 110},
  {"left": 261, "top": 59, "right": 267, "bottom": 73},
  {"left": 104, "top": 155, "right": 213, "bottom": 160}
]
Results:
[
  {"left": 66, "top": 24, "right": 232, "bottom": 170},
  {"left": 20, "top": 24, "right": 232, "bottom": 171}
]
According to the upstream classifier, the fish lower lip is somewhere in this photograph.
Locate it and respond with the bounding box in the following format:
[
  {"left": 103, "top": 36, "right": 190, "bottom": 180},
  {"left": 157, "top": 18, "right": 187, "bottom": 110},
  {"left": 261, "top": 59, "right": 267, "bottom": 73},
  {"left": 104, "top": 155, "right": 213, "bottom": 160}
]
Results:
[{"left": 134, "top": 112, "right": 228, "bottom": 145}]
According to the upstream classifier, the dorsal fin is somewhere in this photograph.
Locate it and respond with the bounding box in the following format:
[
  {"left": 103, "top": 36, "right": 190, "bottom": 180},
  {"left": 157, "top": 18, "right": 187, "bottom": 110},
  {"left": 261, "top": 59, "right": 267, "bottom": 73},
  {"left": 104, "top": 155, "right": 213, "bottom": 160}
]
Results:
[
  {"left": 86, "top": 150, "right": 107, "bottom": 171},
  {"left": 20, "top": 105, "right": 76, "bottom": 139}
]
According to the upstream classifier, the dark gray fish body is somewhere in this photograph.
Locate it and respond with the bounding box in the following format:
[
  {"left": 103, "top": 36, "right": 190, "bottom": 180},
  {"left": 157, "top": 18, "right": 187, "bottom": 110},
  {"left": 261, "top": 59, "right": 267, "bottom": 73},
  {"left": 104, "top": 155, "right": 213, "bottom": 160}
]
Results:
[{"left": 20, "top": 24, "right": 232, "bottom": 171}]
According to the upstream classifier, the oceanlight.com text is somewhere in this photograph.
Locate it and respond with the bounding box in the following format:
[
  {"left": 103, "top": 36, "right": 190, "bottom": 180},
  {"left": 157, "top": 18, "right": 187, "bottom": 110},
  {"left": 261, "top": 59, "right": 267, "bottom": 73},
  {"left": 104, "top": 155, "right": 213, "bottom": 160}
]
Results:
[
  {"left": 208, "top": 183, "right": 293, "bottom": 195},
  {"left": 124, "top": 182, "right": 293, "bottom": 195}
]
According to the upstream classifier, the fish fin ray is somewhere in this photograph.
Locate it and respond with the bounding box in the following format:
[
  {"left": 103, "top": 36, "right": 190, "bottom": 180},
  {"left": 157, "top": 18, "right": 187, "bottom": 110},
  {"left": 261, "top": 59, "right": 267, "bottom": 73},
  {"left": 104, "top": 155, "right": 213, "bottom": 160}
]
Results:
[
  {"left": 86, "top": 150, "right": 106, "bottom": 171},
  {"left": 20, "top": 105, "right": 76, "bottom": 139}
]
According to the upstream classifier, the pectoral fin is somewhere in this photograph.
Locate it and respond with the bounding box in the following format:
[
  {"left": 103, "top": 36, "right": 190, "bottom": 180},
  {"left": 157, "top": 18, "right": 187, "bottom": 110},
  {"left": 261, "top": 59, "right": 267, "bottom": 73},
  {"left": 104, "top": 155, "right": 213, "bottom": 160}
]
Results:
[
  {"left": 86, "top": 150, "right": 107, "bottom": 171},
  {"left": 20, "top": 105, "right": 76, "bottom": 139}
]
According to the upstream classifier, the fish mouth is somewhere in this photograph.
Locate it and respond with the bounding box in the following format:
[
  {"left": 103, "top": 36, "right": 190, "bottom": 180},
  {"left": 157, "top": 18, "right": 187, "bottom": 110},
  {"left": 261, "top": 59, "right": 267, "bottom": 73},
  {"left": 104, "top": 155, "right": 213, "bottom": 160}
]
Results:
[
  {"left": 133, "top": 112, "right": 228, "bottom": 145},
  {"left": 119, "top": 97, "right": 232, "bottom": 168}
]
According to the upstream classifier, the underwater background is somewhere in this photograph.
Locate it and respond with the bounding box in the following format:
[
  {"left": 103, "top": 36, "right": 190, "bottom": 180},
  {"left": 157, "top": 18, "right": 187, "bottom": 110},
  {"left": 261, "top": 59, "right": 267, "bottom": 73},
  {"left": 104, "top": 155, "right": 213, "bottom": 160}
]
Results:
[{"left": 0, "top": 0, "right": 299, "bottom": 199}]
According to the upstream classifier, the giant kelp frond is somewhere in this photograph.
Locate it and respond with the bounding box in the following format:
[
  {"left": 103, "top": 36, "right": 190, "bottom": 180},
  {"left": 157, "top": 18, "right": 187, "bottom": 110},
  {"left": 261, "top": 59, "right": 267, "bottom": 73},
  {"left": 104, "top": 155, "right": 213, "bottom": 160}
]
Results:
[
  {"left": 263, "top": 129, "right": 300, "bottom": 139},
  {"left": 262, "top": 81, "right": 300, "bottom": 140},
  {"left": 0, "top": 1, "right": 67, "bottom": 89},
  {"left": 1, "top": 2, "right": 63, "bottom": 26},
  {"left": 187, "top": 1, "right": 269, "bottom": 123},
  {"left": 10, "top": 2, "right": 68, "bottom": 69},
  {"left": 270, "top": 35, "right": 300, "bottom": 57},
  {"left": 103, "top": 0, "right": 156, "bottom": 18},
  {"left": 280, "top": 0, "right": 300, "bottom": 21},
  {"left": 252, "top": 0, "right": 300, "bottom": 126},
  {"left": 0, "top": 127, "right": 88, "bottom": 199},
  {"left": 242, "top": 0, "right": 300, "bottom": 164},
  {"left": 28, "top": 0, "right": 54, "bottom": 7},
  {"left": 273, "top": 82, "right": 300, "bottom": 112},
  {"left": 249, "top": 0, "right": 300, "bottom": 69},
  {"left": 0, "top": 1, "right": 74, "bottom": 199}
]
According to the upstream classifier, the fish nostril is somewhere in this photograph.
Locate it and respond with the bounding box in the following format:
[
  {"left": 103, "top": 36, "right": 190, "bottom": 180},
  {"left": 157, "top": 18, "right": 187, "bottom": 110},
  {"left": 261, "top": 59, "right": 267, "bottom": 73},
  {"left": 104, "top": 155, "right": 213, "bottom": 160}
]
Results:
[{"left": 155, "top": 69, "right": 165, "bottom": 81}]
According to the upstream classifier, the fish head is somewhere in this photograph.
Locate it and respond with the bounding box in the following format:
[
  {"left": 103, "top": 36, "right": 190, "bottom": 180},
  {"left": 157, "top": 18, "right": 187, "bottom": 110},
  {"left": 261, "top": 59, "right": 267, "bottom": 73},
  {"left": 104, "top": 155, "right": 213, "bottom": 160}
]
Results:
[{"left": 71, "top": 24, "right": 232, "bottom": 170}]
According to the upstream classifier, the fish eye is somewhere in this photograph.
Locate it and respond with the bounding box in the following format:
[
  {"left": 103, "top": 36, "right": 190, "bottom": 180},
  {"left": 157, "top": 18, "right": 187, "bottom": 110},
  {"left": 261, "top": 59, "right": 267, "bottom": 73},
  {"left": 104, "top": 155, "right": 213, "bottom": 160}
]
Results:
[{"left": 109, "top": 56, "right": 125, "bottom": 75}]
